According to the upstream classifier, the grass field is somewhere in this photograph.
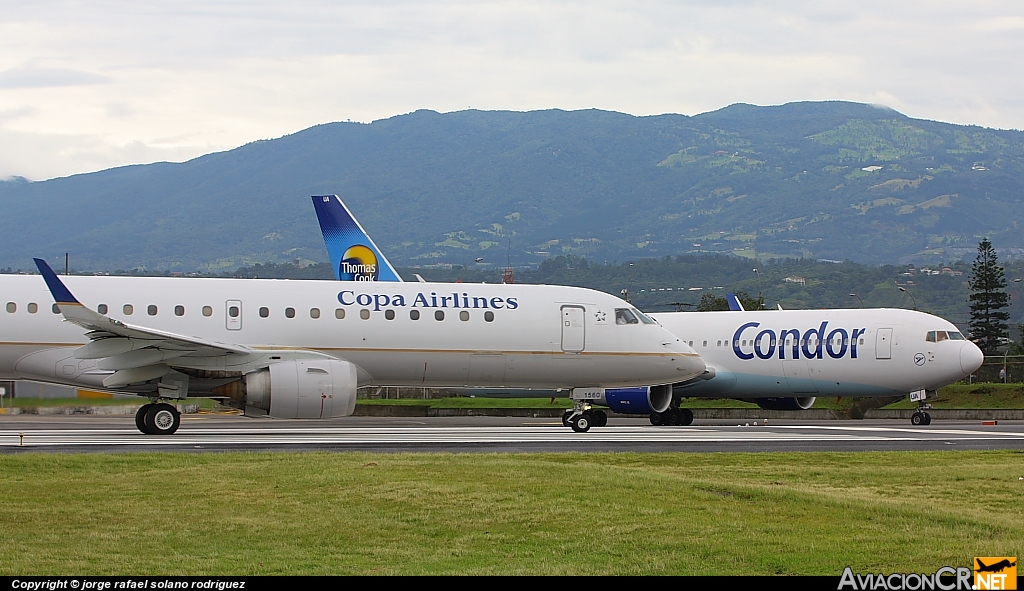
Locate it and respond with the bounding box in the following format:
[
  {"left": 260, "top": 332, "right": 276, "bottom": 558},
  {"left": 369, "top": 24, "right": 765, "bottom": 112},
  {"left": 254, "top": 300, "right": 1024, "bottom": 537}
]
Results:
[{"left": 1, "top": 451, "right": 1021, "bottom": 575}]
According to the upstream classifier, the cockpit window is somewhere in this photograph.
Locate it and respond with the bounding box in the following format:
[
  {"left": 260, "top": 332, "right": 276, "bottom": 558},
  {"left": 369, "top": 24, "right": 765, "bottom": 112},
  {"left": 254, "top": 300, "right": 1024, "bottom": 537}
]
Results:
[
  {"left": 927, "top": 330, "right": 964, "bottom": 342},
  {"left": 633, "top": 308, "right": 658, "bottom": 325},
  {"left": 948, "top": 331, "right": 965, "bottom": 340},
  {"left": 615, "top": 308, "right": 639, "bottom": 325}
]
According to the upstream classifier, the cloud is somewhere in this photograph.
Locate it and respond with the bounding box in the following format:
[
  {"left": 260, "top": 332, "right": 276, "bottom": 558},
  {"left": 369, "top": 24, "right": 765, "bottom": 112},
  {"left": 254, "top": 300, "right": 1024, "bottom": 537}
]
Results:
[
  {"left": 0, "top": 105, "right": 35, "bottom": 120},
  {"left": 0, "top": 66, "right": 110, "bottom": 89},
  {"left": 0, "top": 1, "right": 1023, "bottom": 177}
]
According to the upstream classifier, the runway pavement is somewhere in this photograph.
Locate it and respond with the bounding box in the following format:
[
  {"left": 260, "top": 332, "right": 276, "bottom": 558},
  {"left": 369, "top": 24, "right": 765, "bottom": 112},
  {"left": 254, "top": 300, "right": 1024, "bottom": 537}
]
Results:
[{"left": 3, "top": 413, "right": 1024, "bottom": 452}]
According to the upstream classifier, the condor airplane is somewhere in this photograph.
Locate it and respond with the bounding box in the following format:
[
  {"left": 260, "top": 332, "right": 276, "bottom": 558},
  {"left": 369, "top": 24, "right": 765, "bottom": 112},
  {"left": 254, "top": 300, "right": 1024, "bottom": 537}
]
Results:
[
  {"left": 0, "top": 260, "right": 702, "bottom": 435},
  {"left": 313, "top": 194, "right": 984, "bottom": 426},
  {"left": 651, "top": 307, "right": 983, "bottom": 426}
]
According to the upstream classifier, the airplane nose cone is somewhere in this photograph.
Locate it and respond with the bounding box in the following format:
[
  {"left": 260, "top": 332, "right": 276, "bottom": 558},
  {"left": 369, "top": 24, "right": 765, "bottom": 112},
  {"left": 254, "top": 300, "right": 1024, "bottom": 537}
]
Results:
[{"left": 960, "top": 342, "right": 984, "bottom": 375}]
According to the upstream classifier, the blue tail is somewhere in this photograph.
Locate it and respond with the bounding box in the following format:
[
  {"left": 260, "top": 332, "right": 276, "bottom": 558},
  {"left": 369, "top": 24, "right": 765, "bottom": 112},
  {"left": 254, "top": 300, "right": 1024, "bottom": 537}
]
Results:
[
  {"left": 312, "top": 195, "right": 403, "bottom": 282},
  {"left": 725, "top": 293, "right": 745, "bottom": 311}
]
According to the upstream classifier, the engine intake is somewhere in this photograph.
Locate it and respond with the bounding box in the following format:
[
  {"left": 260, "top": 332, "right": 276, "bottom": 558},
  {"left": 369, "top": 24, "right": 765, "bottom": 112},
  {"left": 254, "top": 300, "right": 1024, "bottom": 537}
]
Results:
[
  {"left": 244, "top": 359, "right": 358, "bottom": 419},
  {"left": 753, "top": 396, "right": 816, "bottom": 411},
  {"left": 602, "top": 385, "right": 672, "bottom": 414}
]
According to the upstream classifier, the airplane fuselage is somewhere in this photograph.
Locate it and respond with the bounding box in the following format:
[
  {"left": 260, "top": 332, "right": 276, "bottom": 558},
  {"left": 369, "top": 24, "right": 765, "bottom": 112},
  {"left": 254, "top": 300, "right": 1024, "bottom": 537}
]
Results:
[
  {"left": 0, "top": 274, "right": 703, "bottom": 392},
  {"left": 651, "top": 308, "right": 982, "bottom": 398}
]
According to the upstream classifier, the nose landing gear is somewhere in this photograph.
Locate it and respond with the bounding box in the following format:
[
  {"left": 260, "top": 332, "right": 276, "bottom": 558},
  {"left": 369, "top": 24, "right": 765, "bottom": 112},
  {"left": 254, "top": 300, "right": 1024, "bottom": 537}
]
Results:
[{"left": 561, "top": 403, "right": 608, "bottom": 432}]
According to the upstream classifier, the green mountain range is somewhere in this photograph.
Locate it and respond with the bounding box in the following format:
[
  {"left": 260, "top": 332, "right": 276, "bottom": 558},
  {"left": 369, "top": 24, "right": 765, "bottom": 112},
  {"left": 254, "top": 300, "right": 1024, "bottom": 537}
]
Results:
[{"left": 1, "top": 101, "right": 1022, "bottom": 271}]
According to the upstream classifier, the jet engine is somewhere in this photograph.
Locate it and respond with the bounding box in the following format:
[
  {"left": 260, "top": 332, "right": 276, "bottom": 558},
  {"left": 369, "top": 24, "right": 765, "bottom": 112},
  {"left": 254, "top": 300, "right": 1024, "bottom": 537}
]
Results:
[
  {"left": 243, "top": 359, "right": 358, "bottom": 419},
  {"left": 752, "top": 396, "right": 816, "bottom": 411},
  {"left": 602, "top": 385, "right": 672, "bottom": 414}
]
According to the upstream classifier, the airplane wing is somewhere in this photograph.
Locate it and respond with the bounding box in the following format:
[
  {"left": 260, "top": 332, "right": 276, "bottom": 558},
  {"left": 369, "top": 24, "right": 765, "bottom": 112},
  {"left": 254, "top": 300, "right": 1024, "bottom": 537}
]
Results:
[{"left": 35, "top": 258, "right": 252, "bottom": 387}]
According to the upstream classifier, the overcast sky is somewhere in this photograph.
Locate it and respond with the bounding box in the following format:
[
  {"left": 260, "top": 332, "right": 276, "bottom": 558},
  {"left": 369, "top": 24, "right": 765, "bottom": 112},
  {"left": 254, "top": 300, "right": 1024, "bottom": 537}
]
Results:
[{"left": 1, "top": 0, "right": 1022, "bottom": 180}]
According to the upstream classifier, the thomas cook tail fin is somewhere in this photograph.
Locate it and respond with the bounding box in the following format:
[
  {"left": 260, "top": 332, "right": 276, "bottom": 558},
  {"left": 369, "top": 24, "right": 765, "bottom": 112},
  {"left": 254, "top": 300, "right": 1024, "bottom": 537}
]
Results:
[{"left": 312, "top": 195, "right": 403, "bottom": 282}]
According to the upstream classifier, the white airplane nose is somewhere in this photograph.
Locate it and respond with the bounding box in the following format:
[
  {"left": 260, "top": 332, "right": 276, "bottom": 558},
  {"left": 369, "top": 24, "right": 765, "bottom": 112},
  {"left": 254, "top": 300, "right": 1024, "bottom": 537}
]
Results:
[{"left": 960, "top": 342, "right": 984, "bottom": 374}]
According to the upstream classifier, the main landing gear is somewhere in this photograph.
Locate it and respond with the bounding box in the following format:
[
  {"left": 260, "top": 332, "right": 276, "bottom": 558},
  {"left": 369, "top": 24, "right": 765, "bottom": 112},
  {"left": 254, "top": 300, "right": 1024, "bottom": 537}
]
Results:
[
  {"left": 562, "top": 403, "right": 608, "bottom": 433},
  {"left": 135, "top": 402, "right": 181, "bottom": 435},
  {"left": 649, "top": 407, "right": 693, "bottom": 426}
]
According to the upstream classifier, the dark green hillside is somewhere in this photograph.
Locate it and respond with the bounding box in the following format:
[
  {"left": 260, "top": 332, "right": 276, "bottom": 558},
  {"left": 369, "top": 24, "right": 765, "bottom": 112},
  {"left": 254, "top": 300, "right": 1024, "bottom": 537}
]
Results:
[{"left": 1, "top": 102, "right": 1022, "bottom": 271}]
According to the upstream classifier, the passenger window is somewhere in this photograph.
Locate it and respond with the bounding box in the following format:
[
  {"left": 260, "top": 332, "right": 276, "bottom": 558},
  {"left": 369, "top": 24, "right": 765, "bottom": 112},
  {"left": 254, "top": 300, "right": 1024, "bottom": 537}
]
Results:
[
  {"left": 28, "top": 303, "right": 38, "bottom": 314},
  {"left": 310, "top": 308, "right": 321, "bottom": 319},
  {"left": 702, "top": 341, "right": 707, "bottom": 347},
  {"left": 285, "top": 307, "right": 295, "bottom": 319},
  {"left": 123, "top": 304, "right": 133, "bottom": 315},
  {"left": 385, "top": 309, "right": 395, "bottom": 320},
  {"left": 615, "top": 308, "right": 639, "bottom": 325},
  {"left": 202, "top": 306, "right": 213, "bottom": 317},
  {"left": 97, "top": 304, "right": 107, "bottom": 314},
  {"left": 335, "top": 308, "right": 345, "bottom": 319},
  {"left": 148, "top": 305, "right": 158, "bottom": 316},
  {"left": 717, "top": 340, "right": 722, "bottom": 347},
  {"left": 410, "top": 309, "right": 420, "bottom": 320},
  {"left": 5, "top": 302, "right": 15, "bottom": 313},
  {"left": 484, "top": 311, "right": 494, "bottom": 322},
  {"left": 460, "top": 311, "right": 469, "bottom": 321},
  {"left": 259, "top": 307, "right": 269, "bottom": 318},
  {"left": 360, "top": 309, "right": 370, "bottom": 320},
  {"left": 688, "top": 341, "right": 693, "bottom": 346},
  {"left": 174, "top": 305, "right": 185, "bottom": 317},
  {"left": 52, "top": 303, "right": 61, "bottom": 314},
  {"left": 228, "top": 306, "right": 240, "bottom": 318},
  {"left": 435, "top": 310, "right": 445, "bottom": 321}
]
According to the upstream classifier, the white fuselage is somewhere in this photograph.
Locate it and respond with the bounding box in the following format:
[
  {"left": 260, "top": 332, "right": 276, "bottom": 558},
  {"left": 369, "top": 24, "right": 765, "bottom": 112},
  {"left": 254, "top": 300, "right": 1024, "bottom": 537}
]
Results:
[
  {"left": 0, "top": 275, "right": 703, "bottom": 392},
  {"left": 651, "top": 308, "right": 983, "bottom": 398}
]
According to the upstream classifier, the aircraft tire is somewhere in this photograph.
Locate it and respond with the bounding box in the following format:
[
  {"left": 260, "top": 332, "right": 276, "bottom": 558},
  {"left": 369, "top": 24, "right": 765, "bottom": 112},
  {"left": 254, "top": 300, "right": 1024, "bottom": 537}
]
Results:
[
  {"left": 911, "top": 412, "right": 924, "bottom": 426},
  {"left": 593, "top": 410, "right": 608, "bottom": 427},
  {"left": 666, "top": 409, "right": 681, "bottom": 426},
  {"left": 145, "top": 403, "right": 181, "bottom": 435},
  {"left": 922, "top": 412, "right": 932, "bottom": 425},
  {"left": 561, "top": 411, "right": 573, "bottom": 427},
  {"left": 571, "top": 413, "right": 591, "bottom": 433},
  {"left": 679, "top": 408, "right": 694, "bottom": 426},
  {"left": 649, "top": 412, "right": 664, "bottom": 426},
  {"left": 135, "top": 404, "right": 153, "bottom": 434}
]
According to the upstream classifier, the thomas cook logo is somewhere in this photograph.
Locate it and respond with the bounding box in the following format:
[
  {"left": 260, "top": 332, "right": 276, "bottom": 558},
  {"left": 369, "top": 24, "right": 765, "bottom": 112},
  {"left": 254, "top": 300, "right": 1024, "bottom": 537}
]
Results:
[
  {"left": 339, "top": 245, "right": 379, "bottom": 281},
  {"left": 974, "top": 557, "right": 1016, "bottom": 590},
  {"left": 915, "top": 353, "right": 927, "bottom": 366}
]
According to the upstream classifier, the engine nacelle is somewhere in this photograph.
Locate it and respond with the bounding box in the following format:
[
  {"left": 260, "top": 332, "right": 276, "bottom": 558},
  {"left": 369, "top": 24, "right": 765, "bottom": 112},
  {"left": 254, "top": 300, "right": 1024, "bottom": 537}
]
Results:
[
  {"left": 753, "top": 396, "right": 816, "bottom": 411},
  {"left": 602, "top": 385, "right": 672, "bottom": 414},
  {"left": 244, "top": 359, "right": 358, "bottom": 419}
]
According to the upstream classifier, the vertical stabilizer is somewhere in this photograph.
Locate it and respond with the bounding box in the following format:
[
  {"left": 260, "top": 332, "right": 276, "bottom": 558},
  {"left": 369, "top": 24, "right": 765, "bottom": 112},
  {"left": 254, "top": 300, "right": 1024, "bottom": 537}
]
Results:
[
  {"left": 312, "top": 195, "right": 403, "bottom": 282},
  {"left": 725, "top": 293, "right": 745, "bottom": 311}
]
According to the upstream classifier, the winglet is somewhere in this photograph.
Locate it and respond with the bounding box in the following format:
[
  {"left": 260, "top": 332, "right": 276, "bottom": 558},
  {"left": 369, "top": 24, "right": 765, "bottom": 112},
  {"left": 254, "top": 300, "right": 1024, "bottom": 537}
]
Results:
[
  {"left": 725, "top": 293, "right": 745, "bottom": 311},
  {"left": 311, "top": 195, "right": 403, "bottom": 282},
  {"left": 33, "top": 258, "right": 80, "bottom": 305}
]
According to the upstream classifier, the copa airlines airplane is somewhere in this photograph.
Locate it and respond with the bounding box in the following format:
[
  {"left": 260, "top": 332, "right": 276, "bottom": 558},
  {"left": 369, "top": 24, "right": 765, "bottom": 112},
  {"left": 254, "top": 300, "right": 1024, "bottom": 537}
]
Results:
[
  {"left": 0, "top": 259, "right": 703, "bottom": 435},
  {"left": 312, "top": 194, "right": 985, "bottom": 426}
]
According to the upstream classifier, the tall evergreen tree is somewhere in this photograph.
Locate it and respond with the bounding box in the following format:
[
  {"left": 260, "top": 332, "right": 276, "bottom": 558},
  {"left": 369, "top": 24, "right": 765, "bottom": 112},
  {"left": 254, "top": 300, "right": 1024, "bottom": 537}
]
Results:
[{"left": 968, "top": 239, "right": 1010, "bottom": 354}]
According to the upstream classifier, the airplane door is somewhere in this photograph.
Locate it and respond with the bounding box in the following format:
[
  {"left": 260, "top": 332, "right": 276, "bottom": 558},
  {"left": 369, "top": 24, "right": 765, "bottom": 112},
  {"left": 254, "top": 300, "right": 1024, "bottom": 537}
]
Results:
[
  {"left": 226, "top": 300, "right": 242, "bottom": 331},
  {"left": 876, "top": 328, "right": 892, "bottom": 359},
  {"left": 783, "top": 359, "right": 818, "bottom": 393},
  {"left": 561, "top": 306, "right": 585, "bottom": 353}
]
